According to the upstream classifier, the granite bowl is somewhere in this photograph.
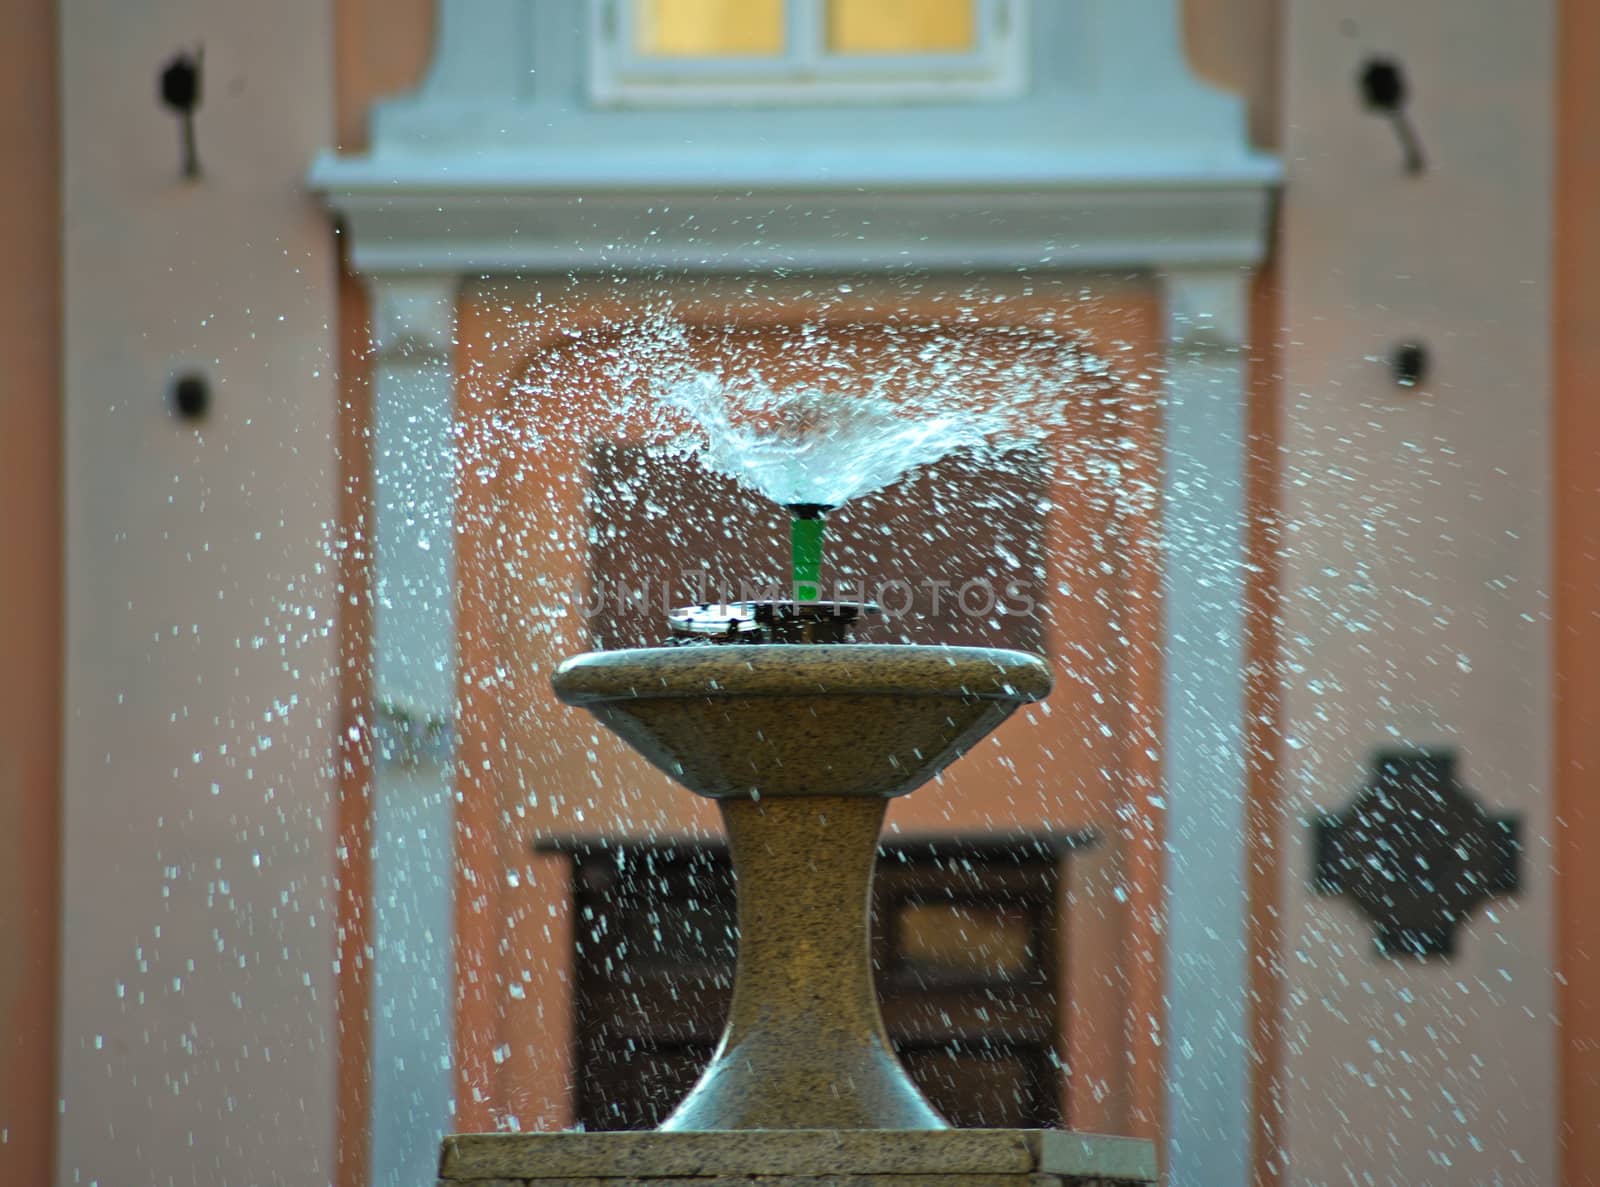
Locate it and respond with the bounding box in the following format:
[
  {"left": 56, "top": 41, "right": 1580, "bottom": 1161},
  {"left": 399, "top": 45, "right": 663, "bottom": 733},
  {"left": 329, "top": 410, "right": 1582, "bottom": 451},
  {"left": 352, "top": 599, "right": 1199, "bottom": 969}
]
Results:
[{"left": 551, "top": 643, "right": 1053, "bottom": 800}]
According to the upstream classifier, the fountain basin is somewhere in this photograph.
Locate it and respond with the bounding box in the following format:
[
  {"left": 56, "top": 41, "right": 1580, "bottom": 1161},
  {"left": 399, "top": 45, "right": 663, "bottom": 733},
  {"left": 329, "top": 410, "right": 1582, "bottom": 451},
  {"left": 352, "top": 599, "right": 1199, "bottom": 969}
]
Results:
[
  {"left": 552, "top": 641, "right": 1053, "bottom": 1131},
  {"left": 551, "top": 643, "right": 1053, "bottom": 801}
]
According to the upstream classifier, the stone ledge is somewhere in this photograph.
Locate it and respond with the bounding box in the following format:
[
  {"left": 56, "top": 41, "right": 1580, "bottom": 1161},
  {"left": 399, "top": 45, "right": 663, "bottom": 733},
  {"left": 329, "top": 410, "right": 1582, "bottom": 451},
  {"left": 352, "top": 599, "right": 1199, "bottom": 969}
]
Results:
[
  {"left": 438, "top": 1130, "right": 1157, "bottom": 1184},
  {"left": 438, "top": 1177, "right": 1136, "bottom": 1187}
]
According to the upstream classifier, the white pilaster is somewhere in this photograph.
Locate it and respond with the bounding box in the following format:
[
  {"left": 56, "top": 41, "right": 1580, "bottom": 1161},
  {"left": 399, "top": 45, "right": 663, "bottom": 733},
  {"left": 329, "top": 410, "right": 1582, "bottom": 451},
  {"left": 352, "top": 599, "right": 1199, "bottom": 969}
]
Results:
[
  {"left": 1157, "top": 268, "right": 1252, "bottom": 1187},
  {"left": 366, "top": 275, "right": 461, "bottom": 1187}
]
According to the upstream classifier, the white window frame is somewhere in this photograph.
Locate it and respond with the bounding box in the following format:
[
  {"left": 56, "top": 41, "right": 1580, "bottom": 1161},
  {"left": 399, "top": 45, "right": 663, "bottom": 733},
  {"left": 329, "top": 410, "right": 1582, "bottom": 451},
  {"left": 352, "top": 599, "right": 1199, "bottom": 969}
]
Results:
[{"left": 588, "top": 0, "right": 1026, "bottom": 107}]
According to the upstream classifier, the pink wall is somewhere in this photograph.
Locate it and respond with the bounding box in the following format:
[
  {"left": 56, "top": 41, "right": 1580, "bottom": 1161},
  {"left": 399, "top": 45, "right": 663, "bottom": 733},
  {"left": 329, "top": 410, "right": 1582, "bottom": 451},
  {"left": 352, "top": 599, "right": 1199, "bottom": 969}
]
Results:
[
  {"left": 12, "top": 3, "right": 1599, "bottom": 1185},
  {"left": 0, "top": 0, "right": 61, "bottom": 1183},
  {"left": 54, "top": 2, "right": 340, "bottom": 1183}
]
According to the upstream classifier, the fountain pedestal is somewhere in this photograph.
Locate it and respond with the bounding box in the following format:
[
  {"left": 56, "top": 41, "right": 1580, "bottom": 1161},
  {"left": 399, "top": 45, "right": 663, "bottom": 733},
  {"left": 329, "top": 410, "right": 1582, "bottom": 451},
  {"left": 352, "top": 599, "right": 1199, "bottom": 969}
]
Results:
[
  {"left": 663, "top": 795, "right": 943, "bottom": 1131},
  {"left": 437, "top": 643, "right": 1156, "bottom": 1185}
]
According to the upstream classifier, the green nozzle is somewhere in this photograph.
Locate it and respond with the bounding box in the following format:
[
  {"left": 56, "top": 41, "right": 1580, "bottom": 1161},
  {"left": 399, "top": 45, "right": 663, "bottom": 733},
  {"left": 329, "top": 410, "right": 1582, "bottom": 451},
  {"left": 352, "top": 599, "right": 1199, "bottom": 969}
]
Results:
[{"left": 788, "top": 504, "right": 829, "bottom": 602}]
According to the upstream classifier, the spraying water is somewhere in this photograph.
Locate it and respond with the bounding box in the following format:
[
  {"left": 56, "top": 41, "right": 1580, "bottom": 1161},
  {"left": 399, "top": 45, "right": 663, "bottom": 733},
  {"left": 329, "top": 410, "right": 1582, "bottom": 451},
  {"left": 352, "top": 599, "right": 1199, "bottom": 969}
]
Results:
[
  {"left": 599, "top": 320, "right": 1121, "bottom": 594},
  {"left": 626, "top": 322, "right": 1115, "bottom": 512},
  {"left": 643, "top": 373, "right": 1043, "bottom": 509}
]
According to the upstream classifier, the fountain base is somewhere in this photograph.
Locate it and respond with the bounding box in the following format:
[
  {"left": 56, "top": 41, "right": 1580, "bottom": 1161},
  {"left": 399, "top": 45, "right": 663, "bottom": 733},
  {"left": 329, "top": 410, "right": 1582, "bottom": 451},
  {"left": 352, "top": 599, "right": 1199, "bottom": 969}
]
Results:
[
  {"left": 488, "top": 644, "right": 1161, "bottom": 1184},
  {"left": 437, "top": 1128, "right": 1158, "bottom": 1185},
  {"left": 661, "top": 795, "right": 942, "bottom": 1131}
]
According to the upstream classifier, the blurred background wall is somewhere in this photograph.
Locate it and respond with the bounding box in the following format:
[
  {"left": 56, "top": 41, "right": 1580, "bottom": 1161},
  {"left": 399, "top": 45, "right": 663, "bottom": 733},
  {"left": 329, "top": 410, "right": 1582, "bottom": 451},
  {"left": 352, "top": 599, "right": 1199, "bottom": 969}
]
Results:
[
  {"left": 4, "top": 1, "right": 1599, "bottom": 1185},
  {"left": 5, "top": 2, "right": 340, "bottom": 1184},
  {"left": 0, "top": 0, "right": 62, "bottom": 1181}
]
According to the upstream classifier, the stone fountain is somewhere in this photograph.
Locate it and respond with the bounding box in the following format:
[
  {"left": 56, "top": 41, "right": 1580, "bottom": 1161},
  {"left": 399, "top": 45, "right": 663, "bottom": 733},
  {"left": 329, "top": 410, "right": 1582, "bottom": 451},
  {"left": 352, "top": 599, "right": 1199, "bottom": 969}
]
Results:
[{"left": 438, "top": 541, "right": 1158, "bottom": 1183}]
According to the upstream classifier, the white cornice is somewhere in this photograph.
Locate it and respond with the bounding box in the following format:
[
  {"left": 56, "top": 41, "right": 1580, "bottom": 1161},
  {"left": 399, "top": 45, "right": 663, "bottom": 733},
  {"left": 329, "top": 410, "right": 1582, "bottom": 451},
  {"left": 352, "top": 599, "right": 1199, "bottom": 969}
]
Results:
[
  {"left": 312, "top": 0, "right": 1280, "bottom": 276},
  {"left": 311, "top": 145, "right": 1283, "bottom": 192},
  {"left": 311, "top": 152, "right": 1279, "bottom": 275}
]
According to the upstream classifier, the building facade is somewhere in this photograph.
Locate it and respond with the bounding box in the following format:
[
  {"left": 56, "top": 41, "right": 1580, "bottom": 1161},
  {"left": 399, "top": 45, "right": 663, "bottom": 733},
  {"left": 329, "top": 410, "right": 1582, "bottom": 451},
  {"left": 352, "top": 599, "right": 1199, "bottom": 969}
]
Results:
[{"left": 3, "top": 2, "right": 1598, "bottom": 1185}]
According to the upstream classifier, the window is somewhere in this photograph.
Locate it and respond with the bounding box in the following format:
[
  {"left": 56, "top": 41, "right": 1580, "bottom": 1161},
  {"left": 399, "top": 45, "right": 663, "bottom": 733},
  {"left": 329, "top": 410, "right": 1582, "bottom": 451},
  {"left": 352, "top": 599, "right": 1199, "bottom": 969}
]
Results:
[{"left": 590, "top": 0, "right": 1025, "bottom": 106}]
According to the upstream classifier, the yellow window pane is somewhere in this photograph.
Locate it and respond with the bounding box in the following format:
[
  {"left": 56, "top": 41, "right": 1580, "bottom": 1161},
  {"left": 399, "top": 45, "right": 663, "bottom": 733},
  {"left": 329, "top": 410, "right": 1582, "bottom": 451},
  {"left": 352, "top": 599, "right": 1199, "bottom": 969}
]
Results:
[
  {"left": 826, "top": 0, "right": 976, "bottom": 55},
  {"left": 636, "top": 0, "right": 787, "bottom": 58}
]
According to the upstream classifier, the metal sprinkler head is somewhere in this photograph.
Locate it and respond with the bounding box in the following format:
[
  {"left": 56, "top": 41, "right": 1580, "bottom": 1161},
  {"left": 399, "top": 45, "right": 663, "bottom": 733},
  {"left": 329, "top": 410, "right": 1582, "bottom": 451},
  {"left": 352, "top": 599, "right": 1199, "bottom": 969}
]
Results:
[
  {"left": 666, "top": 599, "right": 879, "bottom": 645},
  {"left": 786, "top": 502, "right": 833, "bottom": 605},
  {"left": 664, "top": 501, "right": 879, "bottom": 644}
]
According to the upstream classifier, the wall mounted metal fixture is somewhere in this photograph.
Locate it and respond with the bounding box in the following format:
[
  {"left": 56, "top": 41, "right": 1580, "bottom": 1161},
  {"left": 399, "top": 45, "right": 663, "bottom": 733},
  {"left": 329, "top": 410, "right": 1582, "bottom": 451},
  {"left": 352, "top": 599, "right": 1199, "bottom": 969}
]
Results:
[
  {"left": 1391, "top": 341, "right": 1430, "bottom": 389},
  {"left": 1359, "top": 57, "right": 1426, "bottom": 176},
  {"left": 1313, "top": 750, "right": 1520, "bottom": 958},
  {"left": 170, "top": 372, "right": 210, "bottom": 422},
  {"left": 159, "top": 48, "right": 203, "bottom": 180}
]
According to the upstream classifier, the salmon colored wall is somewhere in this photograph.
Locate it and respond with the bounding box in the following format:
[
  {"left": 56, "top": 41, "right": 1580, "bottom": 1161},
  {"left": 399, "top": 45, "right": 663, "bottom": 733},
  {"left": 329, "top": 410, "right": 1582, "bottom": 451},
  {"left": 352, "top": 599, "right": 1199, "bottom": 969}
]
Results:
[
  {"left": 1555, "top": 0, "right": 1600, "bottom": 1180},
  {"left": 0, "top": 1, "right": 61, "bottom": 1184},
  {"left": 335, "top": 0, "right": 435, "bottom": 151},
  {"left": 331, "top": 4, "right": 433, "bottom": 1181},
  {"left": 334, "top": 259, "right": 376, "bottom": 1187},
  {"left": 1184, "top": 0, "right": 1281, "bottom": 149},
  {"left": 1276, "top": 2, "right": 1556, "bottom": 1180},
  {"left": 57, "top": 0, "right": 341, "bottom": 1174},
  {"left": 1245, "top": 264, "right": 1285, "bottom": 1187},
  {"left": 451, "top": 277, "right": 1168, "bottom": 1136}
]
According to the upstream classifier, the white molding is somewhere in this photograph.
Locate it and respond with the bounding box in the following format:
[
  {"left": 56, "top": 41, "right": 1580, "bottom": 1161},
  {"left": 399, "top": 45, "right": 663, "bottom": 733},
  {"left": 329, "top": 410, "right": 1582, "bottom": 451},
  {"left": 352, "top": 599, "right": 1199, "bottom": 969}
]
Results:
[
  {"left": 1165, "top": 267, "right": 1251, "bottom": 351},
  {"left": 312, "top": 0, "right": 1279, "bottom": 278},
  {"left": 1158, "top": 267, "right": 1252, "bottom": 1187},
  {"left": 313, "top": 159, "right": 1277, "bottom": 276},
  {"left": 366, "top": 274, "right": 461, "bottom": 1187},
  {"left": 368, "top": 274, "right": 461, "bottom": 722},
  {"left": 371, "top": 274, "right": 459, "bottom": 364},
  {"left": 416, "top": 0, "right": 527, "bottom": 101}
]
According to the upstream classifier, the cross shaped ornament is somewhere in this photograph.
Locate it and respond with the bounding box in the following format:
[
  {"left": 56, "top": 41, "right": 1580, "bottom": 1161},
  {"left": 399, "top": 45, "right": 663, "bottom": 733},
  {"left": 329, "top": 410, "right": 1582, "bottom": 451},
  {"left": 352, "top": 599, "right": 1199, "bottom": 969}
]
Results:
[{"left": 1312, "top": 750, "right": 1520, "bottom": 958}]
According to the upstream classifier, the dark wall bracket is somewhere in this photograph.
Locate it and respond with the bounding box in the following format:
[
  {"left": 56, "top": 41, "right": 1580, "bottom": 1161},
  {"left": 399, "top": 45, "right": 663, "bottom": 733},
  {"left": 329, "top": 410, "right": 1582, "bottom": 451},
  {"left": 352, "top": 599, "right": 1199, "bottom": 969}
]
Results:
[
  {"left": 1312, "top": 749, "right": 1520, "bottom": 958},
  {"left": 1391, "top": 341, "right": 1430, "bottom": 389},
  {"left": 160, "top": 48, "right": 204, "bottom": 180},
  {"left": 170, "top": 371, "right": 210, "bottom": 422},
  {"left": 1359, "top": 57, "right": 1426, "bottom": 177}
]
